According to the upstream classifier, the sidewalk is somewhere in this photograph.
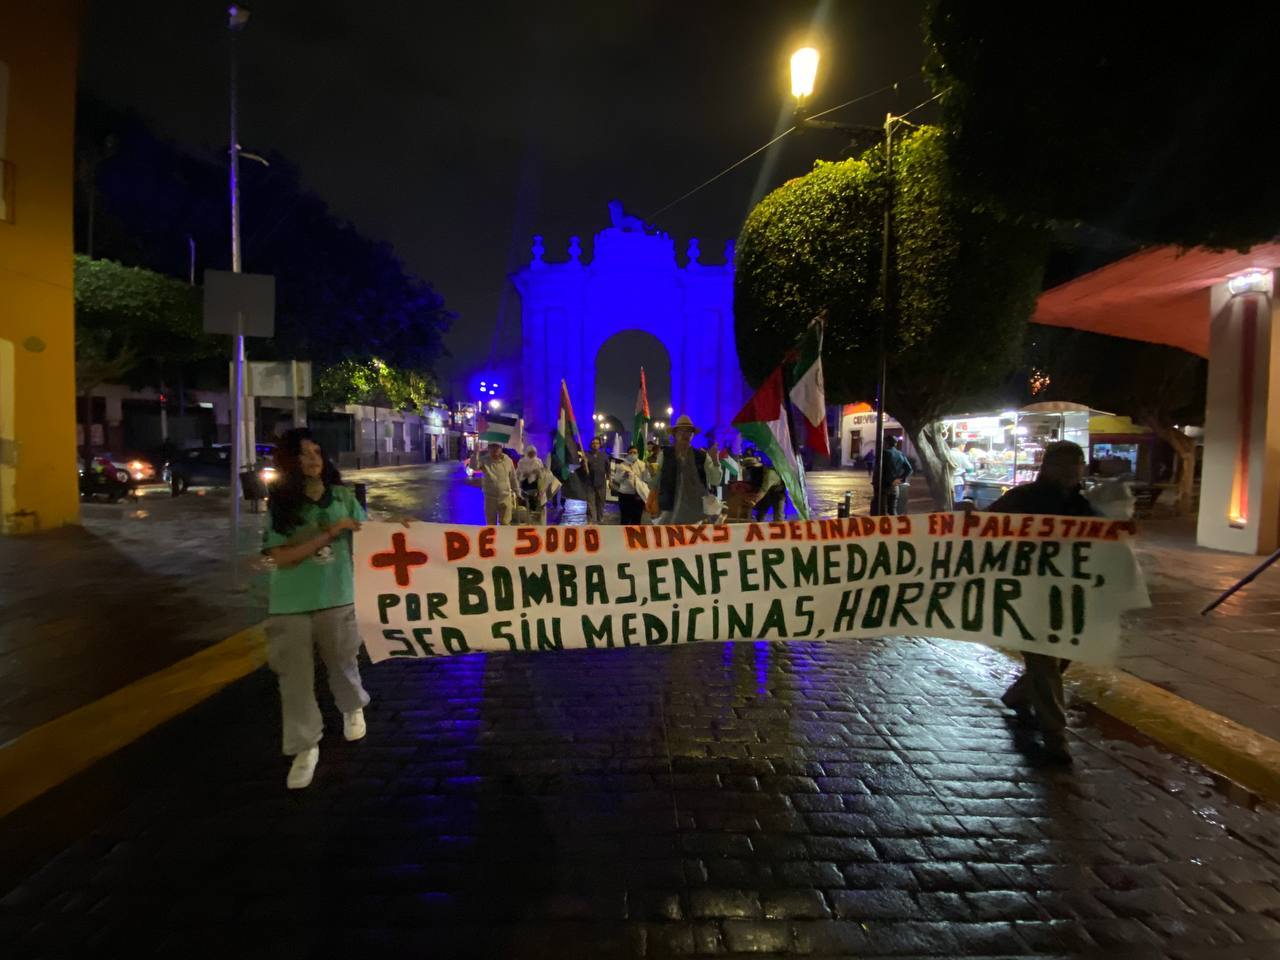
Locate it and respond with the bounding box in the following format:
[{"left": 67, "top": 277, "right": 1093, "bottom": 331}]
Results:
[
  {"left": 4, "top": 637, "right": 1280, "bottom": 957},
  {"left": 0, "top": 493, "right": 270, "bottom": 746},
  {"left": 1120, "top": 516, "right": 1280, "bottom": 740}
]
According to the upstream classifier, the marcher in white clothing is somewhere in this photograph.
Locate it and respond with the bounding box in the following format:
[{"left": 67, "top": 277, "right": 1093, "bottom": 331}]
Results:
[
  {"left": 612, "top": 446, "right": 648, "bottom": 525},
  {"left": 470, "top": 441, "right": 518, "bottom": 525},
  {"left": 517, "top": 444, "right": 548, "bottom": 524}
]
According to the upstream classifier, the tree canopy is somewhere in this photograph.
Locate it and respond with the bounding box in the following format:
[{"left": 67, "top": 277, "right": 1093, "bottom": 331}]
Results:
[
  {"left": 736, "top": 126, "right": 1046, "bottom": 506},
  {"left": 312, "top": 358, "right": 441, "bottom": 412},
  {"left": 76, "top": 98, "right": 452, "bottom": 385},
  {"left": 925, "top": 0, "right": 1279, "bottom": 250},
  {"left": 74, "top": 255, "right": 219, "bottom": 392}
]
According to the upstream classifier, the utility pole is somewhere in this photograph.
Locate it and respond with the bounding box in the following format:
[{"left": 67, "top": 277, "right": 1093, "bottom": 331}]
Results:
[
  {"left": 228, "top": 4, "right": 252, "bottom": 580},
  {"left": 871, "top": 110, "right": 894, "bottom": 516}
]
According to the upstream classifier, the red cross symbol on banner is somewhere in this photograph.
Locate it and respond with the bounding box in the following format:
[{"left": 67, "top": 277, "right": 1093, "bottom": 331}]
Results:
[{"left": 370, "top": 532, "right": 428, "bottom": 587}]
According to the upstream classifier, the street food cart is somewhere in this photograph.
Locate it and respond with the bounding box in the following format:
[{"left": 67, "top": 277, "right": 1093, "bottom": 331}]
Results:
[{"left": 944, "top": 402, "right": 1105, "bottom": 508}]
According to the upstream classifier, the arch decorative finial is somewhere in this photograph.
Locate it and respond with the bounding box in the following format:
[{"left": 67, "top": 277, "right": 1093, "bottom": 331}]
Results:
[
  {"left": 568, "top": 236, "right": 582, "bottom": 263},
  {"left": 531, "top": 234, "right": 545, "bottom": 267},
  {"left": 686, "top": 238, "right": 701, "bottom": 266},
  {"left": 723, "top": 239, "right": 736, "bottom": 265}
]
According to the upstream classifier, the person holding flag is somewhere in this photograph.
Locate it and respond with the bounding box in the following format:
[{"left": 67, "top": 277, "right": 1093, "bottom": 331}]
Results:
[
  {"left": 732, "top": 368, "right": 809, "bottom": 520},
  {"left": 730, "top": 314, "right": 827, "bottom": 518},
  {"left": 551, "top": 379, "right": 591, "bottom": 508},
  {"left": 469, "top": 441, "right": 519, "bottom": 525}
]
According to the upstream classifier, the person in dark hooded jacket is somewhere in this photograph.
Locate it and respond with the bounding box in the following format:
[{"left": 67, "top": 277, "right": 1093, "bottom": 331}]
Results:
[{"left": 989, "top": 441, "right": 1095, "bottom": 765}]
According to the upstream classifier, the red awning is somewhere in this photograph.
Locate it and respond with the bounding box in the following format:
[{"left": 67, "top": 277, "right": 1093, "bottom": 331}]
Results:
[{"left": 1033, "top": 244, "right": 1280, "bottom": 358}]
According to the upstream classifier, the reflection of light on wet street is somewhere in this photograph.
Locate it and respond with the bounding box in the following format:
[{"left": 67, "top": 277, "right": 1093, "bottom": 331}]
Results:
[{"left": 354, "top": 464, "right": 885, "bottom": 526}]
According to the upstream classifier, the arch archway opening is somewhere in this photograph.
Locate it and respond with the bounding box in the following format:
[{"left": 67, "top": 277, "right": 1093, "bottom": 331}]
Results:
[{"left": 593, "top": 331, "right": 671, "bottom": 450}]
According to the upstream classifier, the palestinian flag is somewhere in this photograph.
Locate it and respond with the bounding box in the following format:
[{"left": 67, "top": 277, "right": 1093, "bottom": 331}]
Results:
[
  {"left": 789, "top": 316, "right": 828, "bottom": 457},
  {"left": 477, "top": 411, "right": 523, "bottom": 449},
  {"left": 552, "top": 379, "right": 584, "bottom": 481},
  {"left": 633, "top": 367, "right": 650, "bottom": 460},
  {"left": 733, "top": 367, "right": 809, "bottom": 520}
]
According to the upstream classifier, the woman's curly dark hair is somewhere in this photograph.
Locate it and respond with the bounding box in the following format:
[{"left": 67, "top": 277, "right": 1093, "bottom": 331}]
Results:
[{"left": 268, "top": 428, "right": 345, "bottom": 536}]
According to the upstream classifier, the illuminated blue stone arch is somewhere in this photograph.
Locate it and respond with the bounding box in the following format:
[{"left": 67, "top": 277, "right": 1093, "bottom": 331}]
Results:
[{"left": 510, "top": 204, "right": 750, "bottom": 447}]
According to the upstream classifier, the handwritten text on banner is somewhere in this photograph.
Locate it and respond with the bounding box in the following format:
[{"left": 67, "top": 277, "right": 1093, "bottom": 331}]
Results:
[{"left": 354, "top": 514, "right": 1149, "bottom": 665}]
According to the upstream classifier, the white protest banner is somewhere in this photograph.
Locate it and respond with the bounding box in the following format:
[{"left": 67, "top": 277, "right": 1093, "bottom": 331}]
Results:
[{"left": 354, "top": 514, "right": 1149, "bottom": 665}]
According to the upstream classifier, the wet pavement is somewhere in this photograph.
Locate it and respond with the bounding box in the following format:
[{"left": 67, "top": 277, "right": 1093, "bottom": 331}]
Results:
[
  {"left": 1119, "top": 518, "right": 1280, "bottom": 741},
  {"left": 5, "top": 635, "right": 1280, "bottom": 957},
  {"left": 6, "top": 463, "right": 1280, "bottom": 755},
  {"left": 0, "top": 493, "right": 270, "bottom": 746}
]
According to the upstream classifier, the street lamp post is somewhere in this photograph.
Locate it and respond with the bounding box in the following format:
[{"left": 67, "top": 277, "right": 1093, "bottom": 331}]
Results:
[
  {"left": 228, "top": 4, "right": 250, "bottom": 578},
  {"left": 790, "top": 47, "right": 897, "bottom": 515}
]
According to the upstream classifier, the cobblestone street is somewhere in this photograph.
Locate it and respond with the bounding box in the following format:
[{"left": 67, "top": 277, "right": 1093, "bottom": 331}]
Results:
[{"left": 5, "top": 636, "right": 1280, "bottom": 957}]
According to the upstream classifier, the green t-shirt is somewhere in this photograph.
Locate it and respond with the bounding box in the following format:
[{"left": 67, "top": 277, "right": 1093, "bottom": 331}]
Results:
[{"left": 262, "top": 484, "right": 367, "bottom": 615}]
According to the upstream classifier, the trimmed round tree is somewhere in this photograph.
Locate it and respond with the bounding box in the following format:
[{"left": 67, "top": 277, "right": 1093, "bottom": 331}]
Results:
[{"left": 735, "top": 126, "right": 1047, "bottom": 508}]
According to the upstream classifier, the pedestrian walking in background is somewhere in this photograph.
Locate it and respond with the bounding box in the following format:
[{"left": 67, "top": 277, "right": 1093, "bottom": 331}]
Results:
[
  {"left": 470, "top": 440, "right": 519, "bottom": 525},
  {"left": 990, "top": 441, "right": 1095, "bottom": 765},
  {"left": 658, "top": 414, "right": 722, "bottom": 524},
  {"left": 876, "top": 435, "right": 913, "bottom": 515},
  {"left": 612, "top": 445, "right": 649, "bottom": 524},
  {"left": 583, "top": 436, "right": 611, "bottom": 524},
  {"left": 261, "top": 428, "right": 370, "bottom": 790}
]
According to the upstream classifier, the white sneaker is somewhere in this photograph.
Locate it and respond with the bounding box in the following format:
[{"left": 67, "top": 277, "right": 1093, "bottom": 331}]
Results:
[
  {"left": 343, "top": 708, "right": 367, "bottom": 742},
  {"left": 287, "top": 746, "right": 319, "bottom": 790}
]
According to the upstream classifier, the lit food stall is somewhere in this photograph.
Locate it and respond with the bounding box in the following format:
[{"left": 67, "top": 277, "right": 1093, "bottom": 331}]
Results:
[{"left": 942, "top": 402, "right": 1105, "bottom": 508}]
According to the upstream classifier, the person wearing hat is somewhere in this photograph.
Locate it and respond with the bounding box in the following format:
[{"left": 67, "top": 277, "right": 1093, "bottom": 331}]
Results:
[
  {"left": 657, "top": 414, "right": 722, "bottom": 524},
  {"left": 470, "top": 440, "right": 519, "bottom": 525}
]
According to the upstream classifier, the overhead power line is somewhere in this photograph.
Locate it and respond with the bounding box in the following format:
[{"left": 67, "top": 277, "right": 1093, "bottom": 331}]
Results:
[{"left": 645, "top": 81, "right": 904, "bottom": 223}]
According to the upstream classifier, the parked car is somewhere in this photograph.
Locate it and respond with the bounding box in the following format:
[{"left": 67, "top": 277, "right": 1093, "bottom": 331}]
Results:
[
  {"left": 167, "top": 443, "right": 276, "bottom": 496},
  {"left": 117, "top": 451, "right": 167, "bottom": 485},
  {"left": 78, "top": 455, "right": 137, "bottom": 503}
]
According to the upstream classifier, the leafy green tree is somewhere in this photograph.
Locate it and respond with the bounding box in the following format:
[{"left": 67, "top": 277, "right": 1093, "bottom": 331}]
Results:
[
  {"left": 735, "top": 126, "right": 1047, "bottom": 508},
  {"left": 74, "top": 255, "right": 220, "bottom": 463},
  {"left": 925, "top": 0, "right": 1278, "bottom": 250},
  {"left": 312, "top": 358, "right": 440, "bottom": 413},
  {"left": 1027, "top": 327, "right": 1206, "bottom": 514}
]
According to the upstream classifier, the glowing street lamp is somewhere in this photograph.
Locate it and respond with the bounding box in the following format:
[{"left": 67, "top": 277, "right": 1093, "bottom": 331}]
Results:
[
  {"left": 787, "top": 44, "right": 898, "bottom": 514},
  {"left": 790, "top": 47, "right": 819, "bottom": 102},
  {"left": 488, "top": 399, "right": 502, "bottom": 410}
]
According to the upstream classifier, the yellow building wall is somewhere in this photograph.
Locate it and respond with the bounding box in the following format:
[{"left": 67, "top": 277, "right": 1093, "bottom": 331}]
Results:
[{"left": 0, "top": 3, "right": 84, "bottom": 533}]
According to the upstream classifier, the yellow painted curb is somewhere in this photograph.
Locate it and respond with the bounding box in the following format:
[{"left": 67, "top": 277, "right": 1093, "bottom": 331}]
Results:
[
  {"left": 0, "top": 624, "right": 267, "bottom": 820},
  {"left": 1064, "top": 662, "right": 1280, "bottom": 803}
]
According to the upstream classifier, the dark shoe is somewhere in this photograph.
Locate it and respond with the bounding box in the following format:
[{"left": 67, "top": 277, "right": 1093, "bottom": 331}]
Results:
[
  {"left": 1041, "top": 736, "right": 1073, "bottom": 766},
  {"left": 1009, "top": 703, "right": 1036, "bottom": 728}
]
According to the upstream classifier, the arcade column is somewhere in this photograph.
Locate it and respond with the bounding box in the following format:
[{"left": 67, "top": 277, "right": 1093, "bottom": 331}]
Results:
[{"left": 1197, "top": 270, "right": 1280, "bottom": 553}]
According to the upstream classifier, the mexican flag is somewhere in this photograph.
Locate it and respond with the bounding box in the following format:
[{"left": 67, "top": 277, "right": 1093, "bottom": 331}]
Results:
[
  {"left": 789, "top": 316, "right": 828, "bottom": 457},
  {"left": 633, "top": 367, "right": 650, "bottom": 460},
  {"left": 477, "top": 411, "right": 523, "bottom": 449},
  {"left": 733, "top": 367, "right": 809, "bottom": 520},
  {"left": 552, "top": 379, "right": 584, "bottom": 481}
]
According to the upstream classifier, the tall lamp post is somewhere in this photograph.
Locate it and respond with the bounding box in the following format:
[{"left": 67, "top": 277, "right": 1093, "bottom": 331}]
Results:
[
  {"left": 790, "top": 47, "right": 897, "bottom": 515},
  {"left": 228, "top": 4, "right": 249, "bottom": 574}
]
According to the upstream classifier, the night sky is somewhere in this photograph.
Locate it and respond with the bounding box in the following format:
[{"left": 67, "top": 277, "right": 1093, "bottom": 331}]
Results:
[{"left": 80, "top": 0, "right": 931, "bottom": 413}]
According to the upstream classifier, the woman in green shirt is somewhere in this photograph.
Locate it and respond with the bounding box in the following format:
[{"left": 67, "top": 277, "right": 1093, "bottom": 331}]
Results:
[{"left": 262, "top": 429, "right": 370, "bottom": 789}]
